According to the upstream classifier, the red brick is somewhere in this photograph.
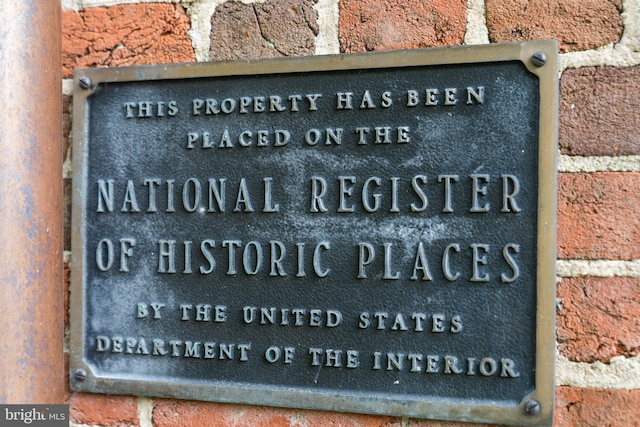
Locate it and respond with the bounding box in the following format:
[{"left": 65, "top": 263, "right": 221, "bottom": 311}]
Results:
[
  {"left": 486, "top": 0, "right": 623, "bottom": 53},
  {"left": 62, "top": 4, "right": 194, "bottom": 78},
  {"left": 68, "top": 392, "right": 138, "bottom": 426},
  {"left": 555, "top": 387, "right": 640, "bottom": 426},
  {"left": 557, "top": 277, "right": 640, "bottom": 363},
  {"left": 339, "top": 0, "right": 466, "bottom": 53},
  {"left": 210, "top": 0, "right": 318, "bottom": 61},
  {"left": 557, "top": 172, "right": 640, "bottom": 260},
  {"left": 153, "top": 399, "right": 399, "bottom": 427},
  {"left": 560, "top": 66, "right": 640, "bottom": 156}
]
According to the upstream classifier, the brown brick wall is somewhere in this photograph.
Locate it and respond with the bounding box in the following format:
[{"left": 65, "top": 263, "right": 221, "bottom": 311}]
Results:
[
  {"left": 555, "top": 387, "right": 640, "bottom": 426},
  {"left": 69, "top": 393, "right": 139, "bottom": 426},
  {"left": 557, "top": 172, "right": 640, "bottom": 260},
  {"left": 62, "top": 4, "right": 195, "bottom": 78},
  {"left": 559, "top": 66, "right": 640, "bottom": 156},
  {"left": 153, "top": 400, "right": 399, "bottom": 427},
  {"left": 557, "top": 276, "right": 640, "bottom": 363},
  {"left": 61, "top": 1, "right": 639, "bottom": 426},
  {"left": 485, "top": 0, "right": 623, "bottom": 53},
  {"left": 210, "top": 0, "right": 318, "bottom": 60},
  {"left": 339, "top": 0, "right": 466, "bottom": 52}
]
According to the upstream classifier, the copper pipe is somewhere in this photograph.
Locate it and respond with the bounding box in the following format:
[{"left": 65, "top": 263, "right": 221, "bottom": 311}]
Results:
[{"left": 0, "top": 0, "right": 64, "bottom": 403}]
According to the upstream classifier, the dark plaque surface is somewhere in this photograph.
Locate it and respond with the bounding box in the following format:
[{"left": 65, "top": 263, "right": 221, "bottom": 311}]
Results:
[{"left": 71, "top": 42, "right": 557, "bottom": 426}]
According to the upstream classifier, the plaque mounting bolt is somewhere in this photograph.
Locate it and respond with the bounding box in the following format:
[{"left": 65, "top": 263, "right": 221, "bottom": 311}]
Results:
[
  {"left": 74, "top": 369, "right": 87, "bottom": 381},
  {"left": 531, "top": 52, "right": 547, "bottom": 67},
  {"left": 524, "top": 399, "right": 541, "bottom": 416},
  {"left": 78, "top": 76, "right": 92, "bottom": 90}
]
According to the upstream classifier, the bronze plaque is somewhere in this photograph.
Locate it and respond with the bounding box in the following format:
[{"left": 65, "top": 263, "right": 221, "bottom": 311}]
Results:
[{"left": 70, "top": 41, "right": 557, "bottom": 426}]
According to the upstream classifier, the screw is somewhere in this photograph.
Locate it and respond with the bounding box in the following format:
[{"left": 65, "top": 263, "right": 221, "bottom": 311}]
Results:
[
  {"left": 74, "top": 369, "right": 87, "bottom": 381},
  {"left": 531, "top": 52, "right": 547, "bottom": 67},
  {"left": 78, "top": 76, "right": 92, "bottom": 90},
  {"left": 524, "top": 399, "right": 541, "bottom": 416}
]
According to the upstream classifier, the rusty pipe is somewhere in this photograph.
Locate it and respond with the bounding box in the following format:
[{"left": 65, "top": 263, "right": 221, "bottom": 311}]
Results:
[{"left": 0, "top": 0, "right": 64, "bottom": 403}]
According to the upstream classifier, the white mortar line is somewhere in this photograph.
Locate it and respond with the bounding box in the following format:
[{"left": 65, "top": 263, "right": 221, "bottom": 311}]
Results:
[
  {"left": 63, "top": 79, "right": 75, "bottom": 96},
  {"left": 62, "top": 79, "right": 74, "bottom": 179},
  {"left": 63, "top": 155, "right": 73, "bottom": 180},
  {"left": 559, "top": 154, "right": 640, "bottom": 173},
  {"left": 186, "top": 0, "right": 223, "bottom": 62},
  {"left": 137, "top": 397, "right": 154, "bottom": 427},
  {"left": 464, "top": 0, "right": 490, "bottom": 45},
  {"left": 560, "top": 45, "right": 640, "bottom": 71},
  {"left": 557, "top": 259, "right": 640, "bottom": 278},
  {"left": 314, "top": 0, "right": 340, "bottom": 55},
  {"left": 62, "top": 0, "right": 82, "bottom": 11},
  {"left": 557, "top": 353, "right": 640, "bottom": 389},
  {"left": 620, "top": 0, "right": 640, "bottom": 52}
]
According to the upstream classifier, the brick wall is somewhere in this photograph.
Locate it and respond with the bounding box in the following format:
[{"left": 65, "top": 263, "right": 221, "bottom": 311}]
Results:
[{"left": 61, "top": 0, "right": 640, "bottom": 426}]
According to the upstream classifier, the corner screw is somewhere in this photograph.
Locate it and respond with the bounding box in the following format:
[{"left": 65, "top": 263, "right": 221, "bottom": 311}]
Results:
[
  {"left": 531, "top": 52, "right": 547, "bottom": 67},
  {"left": 74, "top": 369, "right": 87, "bottom": 381},
  {"left": 78, "top": 76, "right": 92, "bottom": 90},
  {"left": 524, "top": 399, "right": 541, "bottom": 416}
]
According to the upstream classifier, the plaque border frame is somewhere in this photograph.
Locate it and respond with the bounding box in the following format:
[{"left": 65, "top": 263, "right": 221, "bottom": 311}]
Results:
[{"left": 70, "top": 40, "right": 558, "bottom": 426}]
